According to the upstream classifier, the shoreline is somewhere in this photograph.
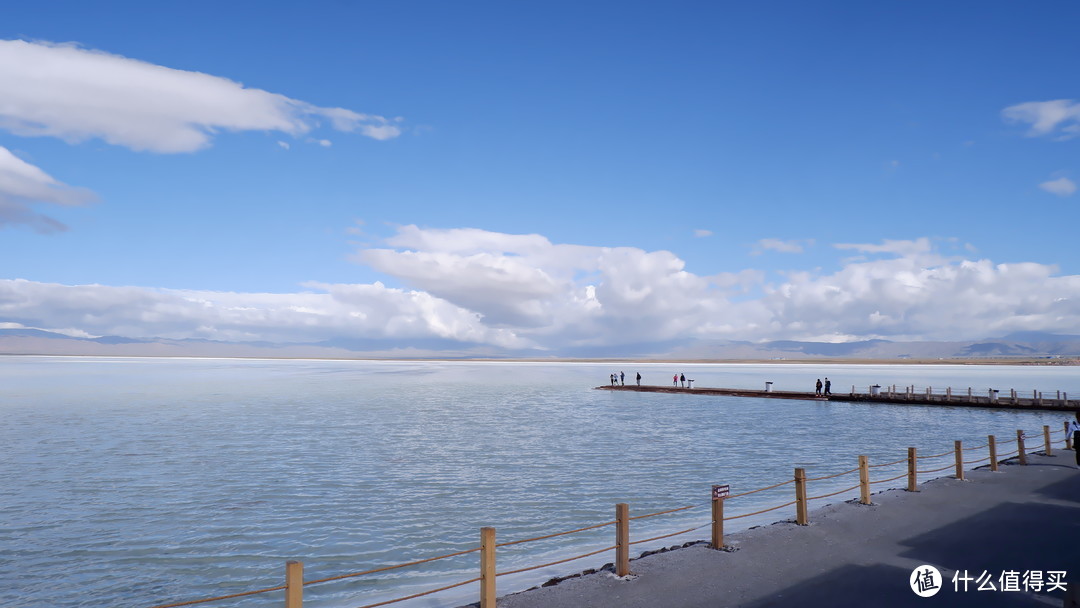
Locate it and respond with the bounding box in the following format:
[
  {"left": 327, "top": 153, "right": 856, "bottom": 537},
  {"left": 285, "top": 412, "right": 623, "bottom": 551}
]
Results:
[
  {"left": 1, "top": 352, "right": 1077, "bottom": 366},
  {"left": 491, "top": 452, "right": 1079, "bottom": 608}
]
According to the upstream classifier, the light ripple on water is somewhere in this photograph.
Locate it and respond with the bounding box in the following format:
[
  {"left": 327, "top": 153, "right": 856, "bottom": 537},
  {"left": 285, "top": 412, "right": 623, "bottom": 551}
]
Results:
[{"left": 1, "top": 357, "right": 1077, "bottom": 607}]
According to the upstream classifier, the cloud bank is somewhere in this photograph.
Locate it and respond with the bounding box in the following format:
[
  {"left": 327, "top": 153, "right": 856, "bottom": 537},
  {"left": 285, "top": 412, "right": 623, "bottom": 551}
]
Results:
[{"left": 4, "top": 228, "right": 1079, "bottom": 353}]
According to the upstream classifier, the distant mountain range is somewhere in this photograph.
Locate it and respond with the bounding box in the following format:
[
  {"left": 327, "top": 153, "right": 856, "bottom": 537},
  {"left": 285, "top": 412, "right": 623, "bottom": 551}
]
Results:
[
  {"left": 1, "top": 328, "right": 1079, "bottom": 361},
  {"left": 661, "top": 331, "right": 1080, "bottom": 361}
]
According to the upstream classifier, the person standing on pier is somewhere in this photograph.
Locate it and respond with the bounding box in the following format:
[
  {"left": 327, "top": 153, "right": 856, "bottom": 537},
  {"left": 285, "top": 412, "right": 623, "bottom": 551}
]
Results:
[
  {"left": 815, "top": 379, "right": 822, "bottom": 395},
  {"left": 619, "top": 371, "right": 625, "bottom": 386},
  {"left": 673, "top": 373, "right": 678, "bottom": 386},
  {"left": 636, "top": 372, "right": 641, "bottom": 386},
  {"left": 1070, "top": 412, "right": 1080, "bottom": 468},
  {"left": 823, "top": 378, "right": 831, "bottom": 396},
  {"left": 680, "top": 373, "right": 686, "bottom": 388}
]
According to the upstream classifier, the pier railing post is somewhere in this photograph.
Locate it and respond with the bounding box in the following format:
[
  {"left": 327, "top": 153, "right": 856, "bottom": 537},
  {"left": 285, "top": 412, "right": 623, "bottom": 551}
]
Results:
[
  {"left": 1043, "top": 425, "right": 1053, "bottom": 456},
  {"left": 907, "top": 447, "right": 918, "bottom": 492},
  {"left": 615, "top": 503, "right": 630, "bottom": 576},
  {"left": 959, "top": 442, "right": 967, "bottom": 481},
  {"left": 989, "top": 435, "right": 998, "bottom": 472},
  {"left": 1067, "top": 421, "right": 1074, "bottom": 451},
  {"left": 711, "top": 486, "right": 725, "bottom": 549},
  {"left": 967, "top": 387, "right": 972, "bottom": 403},
  {"left": 285, "top": 561, "right": 303, "bottom": 608},
  {"left": 1017, "top": 430, "right": 1027, "bottom": 465},
  {"left": 858, "top": 455, "right": 870, "bottom": 505},
  {"left": 480, "top": 527, "right": 496, "bottom": 608},
  {"left": 794, "top": 468, "right": 808, "bottom": 525}
]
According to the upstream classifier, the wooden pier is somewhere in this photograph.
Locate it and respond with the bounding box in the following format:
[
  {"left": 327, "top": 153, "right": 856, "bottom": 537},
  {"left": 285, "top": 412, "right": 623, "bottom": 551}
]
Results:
[{"left": 595, "top": 384, "right": 1079, "bottom": 412}]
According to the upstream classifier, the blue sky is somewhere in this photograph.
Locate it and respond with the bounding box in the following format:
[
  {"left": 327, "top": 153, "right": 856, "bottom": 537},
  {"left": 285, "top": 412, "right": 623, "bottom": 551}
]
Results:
[{"left": 2, "top": 1, "right": 1079, "bottom": 354}]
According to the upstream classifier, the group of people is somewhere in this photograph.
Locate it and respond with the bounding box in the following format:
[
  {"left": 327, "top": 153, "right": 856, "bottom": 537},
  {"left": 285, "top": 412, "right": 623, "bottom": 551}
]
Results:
[
  {"left": 609, "top": 371, "right": 642, "bottom": 386},
  {"left": 673, "top": 373, "right": 693, "bottom": 388},
  {"left": 814, "top": 377, "right": 832, "bottom": 396}
]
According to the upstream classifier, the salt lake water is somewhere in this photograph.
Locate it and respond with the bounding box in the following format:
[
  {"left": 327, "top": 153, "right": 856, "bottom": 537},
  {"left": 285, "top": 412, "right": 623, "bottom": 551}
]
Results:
[{"left": 2, "top": 357, "right": 1077, "bottom": 607}]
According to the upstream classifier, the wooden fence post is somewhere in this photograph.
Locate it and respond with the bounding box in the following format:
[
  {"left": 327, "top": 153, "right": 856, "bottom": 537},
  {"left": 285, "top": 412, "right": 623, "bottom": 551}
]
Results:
[
  {"left": 953, "top": 440, "right": 964, "bottom": 480},
  {"left": 1017, "top": 430, "right": 1027, "bottom": 465},
  {"left": 711, "top": 486, "right": 724, "bottom": 549},
  {"left": 1043, "top": 425, "right": 1052, "bottom": 456},
  {"left": 794, "top": 468, "right": 808, "bottom": 525},
  {"left": 907, "top": 447, "right": 918, "bottom": 492},
  {"left": 615, "top": 503, "right": 630, "bottom": 577},
  {"left": 480, "top": 527, "right": 496, "bottom": 608},
  {"left": 1067, "top": 421, "right": 1074, "bottom": 451},
  {"left": 858, "top": 455, "right": 870, "bottom": 505},
  {"left": 285, "top": 561, "right": 303, "bottom": 608},
  {"left": 989, "top": 435, "right": 998, "bottom": 472}
]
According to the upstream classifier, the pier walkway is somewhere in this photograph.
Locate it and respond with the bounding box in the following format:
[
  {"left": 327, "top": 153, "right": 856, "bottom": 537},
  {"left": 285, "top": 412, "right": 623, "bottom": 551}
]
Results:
[
  {"left": 498, "top": 452, "right": 1080, "bottom": 608},
  {"left": 595, "top": 384, "right": 1079, "bottom": 412}
]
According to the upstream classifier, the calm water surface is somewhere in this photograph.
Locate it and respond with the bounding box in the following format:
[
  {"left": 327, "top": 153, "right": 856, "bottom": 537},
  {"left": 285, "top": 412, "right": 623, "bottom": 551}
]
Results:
[{"left": 2, "top": 357, "right": 1077, "bottom": 607}]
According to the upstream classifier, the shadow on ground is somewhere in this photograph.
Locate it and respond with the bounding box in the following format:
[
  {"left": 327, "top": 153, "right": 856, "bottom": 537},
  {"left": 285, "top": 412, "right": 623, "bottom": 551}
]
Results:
[{"left": 740, "top": 472, "right": 1080, "bottom": 607}]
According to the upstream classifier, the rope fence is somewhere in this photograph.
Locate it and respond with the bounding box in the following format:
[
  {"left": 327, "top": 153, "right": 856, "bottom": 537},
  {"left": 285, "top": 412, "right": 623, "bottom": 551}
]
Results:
[
  {"left": 304, "top": 548, "right": 482, "bottom": 586},
  {"left": 147, "top": 420, "right": 1073, "bottom": 608},
  {"left": 496, "top": 521, "right": 615, "bottom": 548},
  {"left": 496, "top": 545, "right": 616, "bottom": 578},
  {"left": 807, "top": 483, "right": 862, "bottom": 501},
  {"left": 354, "top": 577, "right": 482, "bottom": 608},
  {"left": 916, "top": 449, "right": 953, "bottom": 460},
  {"left": 806, "top": 466, "right": 860, "bottom": 482}
]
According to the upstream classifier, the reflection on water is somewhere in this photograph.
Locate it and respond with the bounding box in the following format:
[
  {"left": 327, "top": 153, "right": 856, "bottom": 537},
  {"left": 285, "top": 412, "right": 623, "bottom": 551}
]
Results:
[{"left": 1, "top": 357, "right": 1077, "bottom": 607}]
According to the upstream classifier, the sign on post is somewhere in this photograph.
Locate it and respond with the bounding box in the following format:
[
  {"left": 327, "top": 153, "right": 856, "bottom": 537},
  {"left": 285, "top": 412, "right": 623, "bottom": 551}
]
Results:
[{"left": 712, "top": 484, "right": 730, "bottom": 500}]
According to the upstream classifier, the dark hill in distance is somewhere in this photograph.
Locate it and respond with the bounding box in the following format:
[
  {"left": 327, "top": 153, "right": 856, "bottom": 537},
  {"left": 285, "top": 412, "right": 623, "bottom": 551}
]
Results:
[{"left": 0, "top": 328, "right": 1078, "bottom": 361}]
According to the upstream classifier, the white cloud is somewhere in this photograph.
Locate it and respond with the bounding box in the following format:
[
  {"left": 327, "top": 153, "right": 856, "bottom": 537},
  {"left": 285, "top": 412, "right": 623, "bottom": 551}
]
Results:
[
  {"left": 834, "top": 238, "right": 933, "bottom": 258},
  {"left": 753, "top": 238, "right": 813, "bottom": 255},
  {"left": 694, "top": 229, "right": 712, "bottom": 238},
  {"left": 0, "top": 39, "right": 401, "bottom": 153},
  {"left": 1038, "top": 176, "right": 1076, "bottom": 197},
  {"left": 0, "top": 145, "right": 95, "bottom": 232},
  {"left": 758, "top": 253, "right": 1080, "bottom": 341},
  {"left": 5, "top": 231, "right": 1080, "bottom": 351},
  {"left": 1002, "top": 99, "right": 1080, "bottom": 139},
  {"left": 353, "top": 225, "right": 752, "bottom": 343},
  {"left": 0, "top": 278, "right": 526, "bottom": 348}
]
